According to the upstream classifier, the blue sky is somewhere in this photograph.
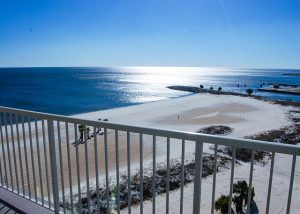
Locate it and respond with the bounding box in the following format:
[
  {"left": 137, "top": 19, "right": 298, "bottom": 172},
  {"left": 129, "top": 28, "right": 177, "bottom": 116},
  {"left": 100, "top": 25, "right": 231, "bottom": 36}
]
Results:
[{"left": 0, "top": 0, "right": 299, "bottom": 68}]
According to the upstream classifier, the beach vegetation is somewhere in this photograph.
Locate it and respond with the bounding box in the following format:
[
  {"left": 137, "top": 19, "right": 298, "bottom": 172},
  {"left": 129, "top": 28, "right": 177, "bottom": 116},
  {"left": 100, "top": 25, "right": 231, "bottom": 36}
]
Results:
[
  {"left": 65, "top": 154, "right": 232, "bottom": 213},
  {"left": 218, "top": 87, "right": 222, "bottom": 91},
  {"left": 215, "top": 180, "right": 255, "bottom": 214},
  {"left": 222, "top": 146, "right": 270, "bottom": 163},
  {"left": 200, "top": 85, "right": 204, "bottom": 89},
  {"left": 247, "top": 124, "right": 300, "bottom": 145},
  {"left": 232, "top": 180, "right": 255, "bottom": 213},
  {"left": 215, "top": 195, "right": 230, "bottom": 213},
  {"left": 197, "top": 125, "right": 233, "bottom": 135},
  {"left": 210, "top": 87, "right": 214, "bottom": 90},
  {"left": 246, "top": 89, "right": 253, "bottom": 95}
]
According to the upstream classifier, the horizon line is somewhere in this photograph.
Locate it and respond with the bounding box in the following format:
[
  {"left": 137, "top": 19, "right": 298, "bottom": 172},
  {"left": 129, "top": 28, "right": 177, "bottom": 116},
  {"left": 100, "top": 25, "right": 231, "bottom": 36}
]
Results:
[{"left": 0, "top": 65, "right": 299, "bottom": 70}]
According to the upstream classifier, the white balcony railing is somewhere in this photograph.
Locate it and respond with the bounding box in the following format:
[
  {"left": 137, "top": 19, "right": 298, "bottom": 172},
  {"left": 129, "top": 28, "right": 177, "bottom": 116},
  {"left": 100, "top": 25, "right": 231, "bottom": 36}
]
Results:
[{"left": 0, "top": 106, "right": 299, "bottom": 214}]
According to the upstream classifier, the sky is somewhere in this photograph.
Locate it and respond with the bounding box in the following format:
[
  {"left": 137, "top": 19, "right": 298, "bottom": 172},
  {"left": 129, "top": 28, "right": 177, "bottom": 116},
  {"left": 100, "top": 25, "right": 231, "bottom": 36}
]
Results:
[{"left": 0, "top": 0, "right": 299, "bottom": 68}]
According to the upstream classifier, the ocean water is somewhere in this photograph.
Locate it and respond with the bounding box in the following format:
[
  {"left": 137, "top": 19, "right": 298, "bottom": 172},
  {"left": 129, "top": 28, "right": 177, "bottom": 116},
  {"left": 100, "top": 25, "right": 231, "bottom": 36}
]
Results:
[{"left": 0, "top": 67, "right": 299, "bottom": 115}]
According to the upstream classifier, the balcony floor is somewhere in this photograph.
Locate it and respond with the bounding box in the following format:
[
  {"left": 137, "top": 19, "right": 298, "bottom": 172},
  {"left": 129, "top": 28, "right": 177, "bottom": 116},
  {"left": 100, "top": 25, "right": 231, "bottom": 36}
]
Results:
[{"left": 0, "top": 200, "right": 19, "bottom": 214}]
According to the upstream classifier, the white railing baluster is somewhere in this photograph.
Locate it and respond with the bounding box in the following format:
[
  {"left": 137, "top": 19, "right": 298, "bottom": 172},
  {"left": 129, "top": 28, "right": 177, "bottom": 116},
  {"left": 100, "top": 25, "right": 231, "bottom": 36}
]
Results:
[
  {"left": 0, "top": 144, "right": 3, "bottom": 185},
  {"left": 115, "top": 130, "right": 120, "bottom": 214},
  {"left": 193, "top": 141, "right": 203, "bottom": 214},
  {"left": 4, "top": 113, "right": 14, "bottom": 190},
  {"left": 84, "top": 125, "right": 91, "bottom": 214},
  {"left": 246, "top": 149, "right": 255, "bottom": 214},
  {"left": 286, "top": 155, "right": 297, "bottom": 214},
  {"left": 166, "top": 137, "right": 170, "bottom": 214},
  {"left": 16, "top": 115, "right": 25, "bottom": 196},
  {"left": 139, "top": 133, "right": 144, "bottom": 214},
  {"left": 0, "top": 112, "right": 6, "bottom": 186},
  {"left": 94, "top": 126, "right": 100, "bottom": 214},
  {"left": 228, "top": 146, "right": 236, "bottom": 214},
  {"left": 9, "top": 113, "right": 19, "bottom": 193},
  {"left": 27, "top": 117, "right": 37, "bottom": 201},
  {"left": 127, "top": 131, "right": 131, "bottom": 214},
  {"left": 211, "top": 144, "right": 218, "bottom": 214},
  {"left": 265, "top": 152, "right": 275, "bottom": 214},
  {"left": 180, "top": 139, "right": 185, "bottom": 214},
  {"left": 42, "top": 120, "right": 51, "bottom": 208},
  {"left": 47, "top": 119, "right": 60, "bottom": 213},
  {"left": 65, "top": 122, "right": 74, "bottom": 213},
  {"left": 21, "top": 116, "right": 31, "bottom": 199},
  {"left": 152, "top": 135, "right": 156, "bottom": 214},
  {"left": 74, "top": 124, "right": 82, "bottom": 214},
  {"left": 104, "top": 128, "right": 110, "bottom": 214},
  {"left": 57, "top": 121, "right": 66, "bottom": 213},
  {"left": 0, "top": 113, "right": 8, "bottom": 188},
  {"left": 35, "top": 118, "right": 44, "bottom": 205},
  {"left": 0, "top": 146, "right": 3, "bottom": 186}
]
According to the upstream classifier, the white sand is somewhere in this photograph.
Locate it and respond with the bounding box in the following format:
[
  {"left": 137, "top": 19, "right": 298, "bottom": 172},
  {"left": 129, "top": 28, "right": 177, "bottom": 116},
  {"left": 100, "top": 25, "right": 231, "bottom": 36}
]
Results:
[
  {"left": 75, "top": 93, "right": 292, "bottom": 138},
  {"left": 73, "top": 93, "right": 299, "bottom": 214}
]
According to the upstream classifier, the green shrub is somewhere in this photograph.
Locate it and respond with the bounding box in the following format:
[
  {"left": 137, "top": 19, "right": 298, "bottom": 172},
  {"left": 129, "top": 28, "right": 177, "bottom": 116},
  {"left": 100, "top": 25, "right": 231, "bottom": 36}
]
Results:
[{"left": 215, "top": 195, "right": 230, "bottom": 213}]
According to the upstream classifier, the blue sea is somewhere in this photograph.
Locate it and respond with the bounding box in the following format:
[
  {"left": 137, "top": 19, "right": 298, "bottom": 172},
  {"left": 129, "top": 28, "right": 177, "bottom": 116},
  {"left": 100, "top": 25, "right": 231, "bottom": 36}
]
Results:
[{"left": 0, "top": 67, "right": 299, "bottom": 115}]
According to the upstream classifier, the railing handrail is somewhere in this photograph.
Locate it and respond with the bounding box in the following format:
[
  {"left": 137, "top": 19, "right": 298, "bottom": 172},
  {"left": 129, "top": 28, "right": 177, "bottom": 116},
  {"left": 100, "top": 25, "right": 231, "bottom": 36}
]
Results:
[{"left": 1, "top": 105, "right": 299, "bottom": 156}]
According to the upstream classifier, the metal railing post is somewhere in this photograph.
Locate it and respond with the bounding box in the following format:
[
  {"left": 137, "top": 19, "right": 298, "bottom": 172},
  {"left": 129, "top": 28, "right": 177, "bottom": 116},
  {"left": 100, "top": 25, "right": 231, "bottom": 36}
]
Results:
[
  {"left": 47, "top": 119, "right": 60, "bottom": 213},
  {"left": 193, "top": 141, "right": 203, "bottom": 214}
]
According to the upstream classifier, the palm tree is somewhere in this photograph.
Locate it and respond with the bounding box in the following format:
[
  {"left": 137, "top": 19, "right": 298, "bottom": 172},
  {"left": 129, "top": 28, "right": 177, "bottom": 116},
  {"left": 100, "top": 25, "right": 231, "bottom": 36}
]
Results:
[
  {"left": 233, "top": 180, "right": 255, "bottom": 213},
  {"left": 200, "top": 85, "right": 204, "bottom": 89},
  {"left": 233, "top": 195, "right": 243, "bottom": 213},
  {"left": 218, "top": 87, "right": 222, "bottom": 91},
  {"left": 210, "top": 87, "right": 213, "bottom": 90}
]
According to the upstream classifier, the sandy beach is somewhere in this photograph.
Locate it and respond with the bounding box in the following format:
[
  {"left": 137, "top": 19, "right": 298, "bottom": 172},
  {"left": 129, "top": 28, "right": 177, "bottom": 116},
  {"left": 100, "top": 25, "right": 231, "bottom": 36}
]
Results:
[
  {"left": 76, "top": 93, "right": 292, "bottom": 137},
  {"left": 75, "top": 93, "right": 299, "bottom": 213},
  {"left": 1, "top": 93, "right": 299, "bottom": 213}
]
